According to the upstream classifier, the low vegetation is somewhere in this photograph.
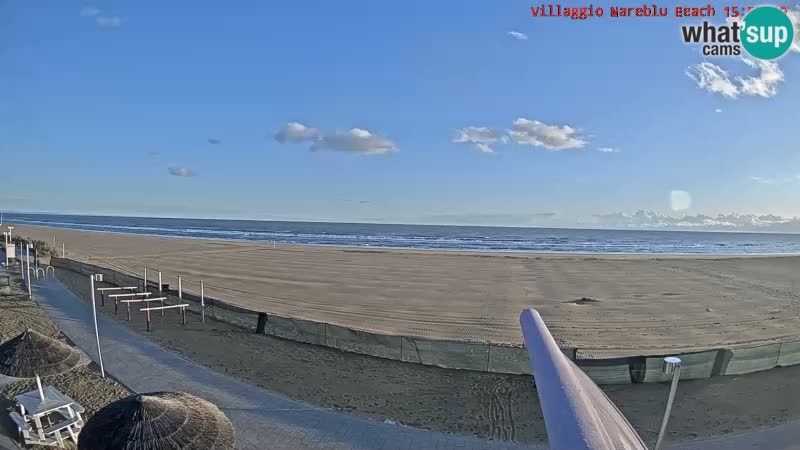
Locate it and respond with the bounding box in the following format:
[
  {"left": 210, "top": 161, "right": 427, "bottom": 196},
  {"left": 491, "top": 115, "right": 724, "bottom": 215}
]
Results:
[{"left": 11, "top": 237, "right": 57, "bottom": 257}]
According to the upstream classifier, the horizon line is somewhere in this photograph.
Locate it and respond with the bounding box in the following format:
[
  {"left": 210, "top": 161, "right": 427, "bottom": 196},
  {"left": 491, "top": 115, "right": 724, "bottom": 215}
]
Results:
[{"left": 3, "top": 210, "right": 800, "bottom": 236}]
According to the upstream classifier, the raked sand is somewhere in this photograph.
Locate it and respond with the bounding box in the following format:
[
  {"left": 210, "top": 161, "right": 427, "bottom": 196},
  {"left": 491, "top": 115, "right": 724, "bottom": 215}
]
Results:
[{"left": 14, "top": 224, "right": 800, "bottom": 357}]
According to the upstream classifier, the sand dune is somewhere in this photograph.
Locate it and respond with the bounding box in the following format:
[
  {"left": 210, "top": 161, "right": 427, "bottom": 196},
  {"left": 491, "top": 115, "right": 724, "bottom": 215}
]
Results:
[{"left": 14, "top": 224, "right": 800, "bottom": 357}]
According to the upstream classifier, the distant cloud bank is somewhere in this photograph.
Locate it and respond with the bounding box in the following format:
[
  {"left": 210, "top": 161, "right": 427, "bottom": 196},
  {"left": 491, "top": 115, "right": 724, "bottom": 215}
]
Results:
[{"left": 589, "top": 210, "right": 800, "bottom": 232}]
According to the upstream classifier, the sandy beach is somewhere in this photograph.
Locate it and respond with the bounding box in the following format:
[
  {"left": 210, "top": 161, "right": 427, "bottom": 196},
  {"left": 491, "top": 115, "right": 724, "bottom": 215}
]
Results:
[
  {"left": 13, "top": 223, "right": 800, "bottom": 357},
  {"left": 50, "top": 265, "right": 800, "bottom": 444}
]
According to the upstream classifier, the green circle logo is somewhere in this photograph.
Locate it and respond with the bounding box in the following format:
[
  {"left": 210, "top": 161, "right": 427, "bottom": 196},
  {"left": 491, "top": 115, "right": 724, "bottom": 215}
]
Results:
[{"left": 741, "top": 7, "right": 795, "bottom": 60}]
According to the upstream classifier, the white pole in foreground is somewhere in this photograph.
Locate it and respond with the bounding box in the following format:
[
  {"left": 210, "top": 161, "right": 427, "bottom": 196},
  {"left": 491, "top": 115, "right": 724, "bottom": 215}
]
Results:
[
  {"left": 89, "top": 274, "right": 105, "bottom": 378},
  {"left": 654, "top": 357, "right": 682, "bottom": 450},
  {"left": 143, "top": 267, "right": 148, "bottom": 291},
  {"left": 35, "top": 374, "right": 45, "bottom": 400},
  {"left": 178, "top": 276, "right": 182, "bottom": 299},
  {"left": 200, "top": 279, "right": 205, "bottom": 323},
  {"left": 62, "top": 243, "right": 65, "bottom": 258},
  {"left": 158, "top": 271, "right": 162, "bottom": 293},
  {"left": 26, "top": 244, "right": 31, "bottom": 299}
]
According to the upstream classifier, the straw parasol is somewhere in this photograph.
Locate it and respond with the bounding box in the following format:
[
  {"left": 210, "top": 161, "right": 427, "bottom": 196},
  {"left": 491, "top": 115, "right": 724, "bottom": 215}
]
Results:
[
  {"left": 78, "top": 391, "right": 236, "bottom": 450},
  {"left": 0, "top": 329, "right": 81, "bottom": 378}
]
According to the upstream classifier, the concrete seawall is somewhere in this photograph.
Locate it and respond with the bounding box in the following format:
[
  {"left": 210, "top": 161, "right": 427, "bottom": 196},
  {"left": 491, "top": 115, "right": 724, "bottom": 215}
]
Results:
[{"left": 51, "top": 257, "right": 800, "bottom": 384}]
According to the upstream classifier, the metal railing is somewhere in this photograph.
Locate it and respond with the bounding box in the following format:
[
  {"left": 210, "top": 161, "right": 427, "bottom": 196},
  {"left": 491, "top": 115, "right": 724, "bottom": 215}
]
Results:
[{"left": 519, "top": 308, "right": 649, "bottom": 450}]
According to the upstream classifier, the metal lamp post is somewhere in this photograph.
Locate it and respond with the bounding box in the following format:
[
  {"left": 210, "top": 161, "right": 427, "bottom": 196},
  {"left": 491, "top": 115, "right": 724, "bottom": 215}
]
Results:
[
  {"left": 654, "top": 356, "right": 682, "bottom": 450},
  {"left": 89, "top": 274, "right": 106, "bottom": 378}
]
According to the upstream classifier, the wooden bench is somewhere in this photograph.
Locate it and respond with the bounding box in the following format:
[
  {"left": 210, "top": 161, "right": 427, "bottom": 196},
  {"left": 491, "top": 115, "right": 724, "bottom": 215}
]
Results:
[
  {"left": 109, "top": 291, "right": 152, "bottom": 313},
  {"left": 120, "top": 297, "right": 167, "bottom": 321},
  {"left": 41, "top": 415, "right": 81, "bottom": 446},
  {"left": 140, "top": 303, "right": 190, "bottom": 331}
]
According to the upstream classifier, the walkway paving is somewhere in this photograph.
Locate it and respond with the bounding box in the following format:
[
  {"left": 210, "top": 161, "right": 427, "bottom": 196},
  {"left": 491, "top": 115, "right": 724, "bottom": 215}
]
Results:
[{"left": 14, "top": 270, "right": 800, "bottom": 450}]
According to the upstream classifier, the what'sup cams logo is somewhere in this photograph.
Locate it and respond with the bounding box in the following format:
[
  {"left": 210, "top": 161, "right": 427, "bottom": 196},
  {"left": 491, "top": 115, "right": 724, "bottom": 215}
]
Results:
[{"left": 681, "top": 6, "right": 795, "bottom": 59}]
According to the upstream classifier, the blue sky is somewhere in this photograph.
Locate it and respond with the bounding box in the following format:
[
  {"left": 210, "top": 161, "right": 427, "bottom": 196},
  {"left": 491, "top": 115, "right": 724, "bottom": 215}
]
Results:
[{"left": 2, "top": 1, "right": 799, "bottom": 229}]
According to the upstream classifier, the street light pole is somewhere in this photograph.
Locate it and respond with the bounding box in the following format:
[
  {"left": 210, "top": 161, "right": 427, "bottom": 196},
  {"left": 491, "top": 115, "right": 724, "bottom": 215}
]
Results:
[
  {"left": 654, "top": 356, "right": 682, "bottom": 450},
  {"left": 89, "top": 274, "right": 105, "bottom": 378}
]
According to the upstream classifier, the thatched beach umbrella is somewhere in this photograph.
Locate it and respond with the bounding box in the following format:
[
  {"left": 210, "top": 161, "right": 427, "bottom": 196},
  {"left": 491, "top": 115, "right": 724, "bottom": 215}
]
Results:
[
  {"left": 0, "top": 329, "right": 81, "bottom": 378},
  {"left": 78, "top": 391, "right": 235, "bottom": 450}
]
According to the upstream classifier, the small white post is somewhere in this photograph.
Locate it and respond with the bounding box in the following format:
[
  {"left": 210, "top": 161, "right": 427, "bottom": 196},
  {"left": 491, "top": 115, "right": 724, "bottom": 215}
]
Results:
[
  {"left": 35, "top": 374, "right": 45, "bottom": 400},
  {"left": 90, "top": 274, "right": 105, "bottom": 378},
  {"left": 200, "top": 279, "right": 205, "bottom": 323},
  {"left": 178, "top": 276, "right": 182, "bottom": 299},
  {"left": 158, "top": 271, "right": 162, "bottom": 293},
  {"left": 62, "top": 243, "right": 65, "bottom": 258},
  {"left": 53, "top": 235, "right": 56, "bottom": 248},
  {"left": 143, "top": 267, "right": 148, "bottom": 291},
  {"left": 26, "top": 244, "right": 31, "bottom": 299}
]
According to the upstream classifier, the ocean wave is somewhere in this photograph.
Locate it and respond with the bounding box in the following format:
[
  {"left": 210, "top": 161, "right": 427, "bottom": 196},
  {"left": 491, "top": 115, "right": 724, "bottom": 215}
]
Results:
[{"left": 8, "top": 213, "right": 800, "bottom": 254}]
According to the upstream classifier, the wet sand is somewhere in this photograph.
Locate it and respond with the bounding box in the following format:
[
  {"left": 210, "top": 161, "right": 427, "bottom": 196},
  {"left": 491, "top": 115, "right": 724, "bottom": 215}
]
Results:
[
  {"left": 13, "top": 223, "right": 800, "bottom": 357},
  {"left": 54, "top": 266, "right": 800, "bottom": 444}
]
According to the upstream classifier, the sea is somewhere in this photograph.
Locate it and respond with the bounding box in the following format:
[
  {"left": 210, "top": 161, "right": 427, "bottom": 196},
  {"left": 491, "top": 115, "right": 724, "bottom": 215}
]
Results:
[{"left": 4, "top": 212, "right": 800, "bottom": 254}]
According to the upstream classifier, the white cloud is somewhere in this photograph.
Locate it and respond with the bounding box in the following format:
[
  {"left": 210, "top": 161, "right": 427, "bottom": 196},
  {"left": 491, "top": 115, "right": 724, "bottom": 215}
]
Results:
[
  {"left": 597, "top": 147, "right": 621, "bottom": 153},
  {"left": 168, "top": 167, "right": 195, "bottom": 177},
  {"left": 737, "top": 58, "right": 783, "bottom": 98},
  {"left": 80, "top": 7, "right": 122, "bottom": 27},
  {"left": 686, "top": 62, "right": 740, "bottom": 98},
  {"left": 507, "top": 31, "right": 528, "bottom": 41},
  {"left": 715, "top": 108, "right": 723, "bottom": 113},
  {"left": 670, "top": 190, "right": 692, "bottom": 211},
  {"left": 274, "top": 122, "right": 396, "bottom": 155},
  {"left": 80, "top": 7, "right": 100, "bottom": 16},
  {"left": 452, "top": 127, "right": 506, "bottom": 153},
  {"left": 311, "top": 128, "right": 396, "bottom": 155},
  {"left": 510, "top": 118, "right": 586, "bottom": 150},
  {"left": 788, "top": 7, "right": 800, "bottom": 54},
  {"left": 95, "top": 16, "right": 121, "bottom": 27},
  {"left": 687, "top": 56, "right": 785, "bottom": 99},
  {"left": 591, "top": 210, "right": 800, "bottom": 231},
  {"left": 274, "top": 122, "right": 320, "bottom": 143}
]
